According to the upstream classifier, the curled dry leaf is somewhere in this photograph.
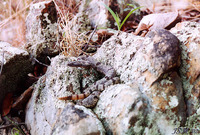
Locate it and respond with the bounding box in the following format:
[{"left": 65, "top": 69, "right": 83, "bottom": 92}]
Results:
[
  {"left": 135, "top": 12, "right": 180, "bottom": 35},
  {"left": 2, "top": 93, "right": 13, "bottom": 116}
]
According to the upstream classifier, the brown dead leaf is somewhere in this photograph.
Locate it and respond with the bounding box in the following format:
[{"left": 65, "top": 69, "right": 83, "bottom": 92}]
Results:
[
  {"left": 135, "top": 12, "right": 180, "bottom": 35},
  {"left": 12, "top": 86, "right": 34, "bottom": 110},
  {"left": 134, "top": 23, "right": 153, "bottom": 36},
  {"left": 2, "top": 93, "right": 13, "bottom": 116},
  {"left": 94, "top": 29, "right": 114, "bottom": 44}
]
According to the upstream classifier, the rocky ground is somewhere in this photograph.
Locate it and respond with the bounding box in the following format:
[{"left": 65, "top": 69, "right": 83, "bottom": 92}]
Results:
[{"left": 0, "top": 0, "right": 200, "bottom": 135}]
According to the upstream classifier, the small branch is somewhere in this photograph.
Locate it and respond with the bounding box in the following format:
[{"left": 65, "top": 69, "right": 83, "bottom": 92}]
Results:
[
  {"left": 0, "top": 123, "right": 25, "bottom": 129},
  {"left": 33, "top": 58, "right": 49, "bottom": 67},
  {"left": 47, "top": 56, "right": 51, "bottom": 62},
  {"left": 0, "top": 51, "right": 4, "bottom": 75},
  {"left": 87, "top": 45, "right": 101, "bottom": 48},
  {"left": 87, "top": 25, "right": 97, "bottom": 44},
  {"left": 82, "top": 25, "right": 97, "bottom": 52}
]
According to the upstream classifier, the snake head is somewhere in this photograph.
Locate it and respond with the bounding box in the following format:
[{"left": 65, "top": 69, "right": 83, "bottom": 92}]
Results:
[{"left": 67, "top": 55, "right": 91, "bottom": 68}]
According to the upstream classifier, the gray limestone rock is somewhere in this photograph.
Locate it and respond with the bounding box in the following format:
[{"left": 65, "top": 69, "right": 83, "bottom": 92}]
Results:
[
  {"left": 94, "top": 83, "right": 149, "bottom": 135},
  {"left": 25, "top": 55, "right": 101, "bottom": 135},
  {"left": 25, "top": 21, "right": 200, "bottom": 134},
  {"left": 51, "top": 103, "right": 105, "bottom": 135},
  {"left": 170, "top": 21, "right": 200, "bottom": 129},
  {"left": 25, "top": 1, "right": 59, "bottom": 60},
  {"left": 94, "top": 29, "right": 181, "bottom": 87}
]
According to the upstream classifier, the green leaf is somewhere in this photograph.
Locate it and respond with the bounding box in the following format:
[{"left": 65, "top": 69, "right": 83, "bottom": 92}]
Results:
[
  {"left": 103, "top": 3, "right": 121, "bottom": 30},
  {"left": 103, "top": 3, "right": 141, "bottom": 31},
  {"left": 63, "top": 32, "right": 66, "bottom": 37},
  {"left": 115, "top": 13, "right": 121, "bottom": 30},
  {"left": 120, "top": 6, "right": 141, "bottom": 30}
]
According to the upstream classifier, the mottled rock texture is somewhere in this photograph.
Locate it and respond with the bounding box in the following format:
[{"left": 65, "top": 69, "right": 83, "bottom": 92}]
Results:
[
  {"left": 25, "top": 1, "right": 59, "bottom": 60},
  {"left": 94, "top": 83, "right": 149, "bottom": 135},
  {"left": 0, "top": 41, "right": 32, "bottom": 110},
  {"left": 93, "top": 29, "right": 185, "bottom": 134},
  {"left": 51, "top": 103, "right": 105, "bottom": 135},
  {"left": 25, "top": 19, "right": 200, "bottom": 134},
  {"left": 94, "top": 29, "right": 181, "bottom": 88},
  {"left": 25, "top": 55, "right": 101, "bottom": 135},
  {"left": 170, "top": 21, "right": 200, "bottom": 129}
]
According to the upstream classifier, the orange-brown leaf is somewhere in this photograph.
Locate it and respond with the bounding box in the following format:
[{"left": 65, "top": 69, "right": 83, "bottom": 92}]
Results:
[{"left": 2, "top": 93, "right": 13, "bottom": 116}]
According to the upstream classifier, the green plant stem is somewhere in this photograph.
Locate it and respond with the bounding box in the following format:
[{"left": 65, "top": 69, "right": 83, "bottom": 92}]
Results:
[
  {"left": 103, "top": 3, "right": 121, "bottom": 30},
  {"left": 119, "top": 6, "right": 141, "bottom": 30},
  {"left": 5, "top": 116, "right": 26, "bottom": 135},
  {"left": 103, "top": 3, "right": 141, "bottom": 31}
]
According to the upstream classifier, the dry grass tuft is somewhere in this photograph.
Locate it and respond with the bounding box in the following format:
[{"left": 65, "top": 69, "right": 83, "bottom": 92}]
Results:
[
  {"left": 55, "top": 0, "right": 89, "bottom": 57},
  {"left": 0, "top": 0, "right": 88, "bottom": 57}
]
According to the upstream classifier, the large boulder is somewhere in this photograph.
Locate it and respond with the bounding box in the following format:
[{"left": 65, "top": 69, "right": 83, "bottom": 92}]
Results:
[
  {"left": 52, "top": 103, "right": 105, "bottom": 135},
  {"left": 25, "top": 1, "right": 59, "bottom": 60},
  {"left": 93, "top": 29, "right": 186, "bottom": 134},
  {"left": 94, "top": 83, "right": 149, "bottom": 135},
  {"left": 25, "top": 55, "right": 102, "bottom": 135},
  {"left": 0, "top": 41, "right": 32, "bottom": 110},
  {"left": 170, "top": 21, "right": 200, "bottom": 129}
]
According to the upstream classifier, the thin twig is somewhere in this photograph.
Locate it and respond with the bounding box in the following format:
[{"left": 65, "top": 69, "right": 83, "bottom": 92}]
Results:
[
  {"left": 5, "top": 116, "right": 26, "bottom": 135},
  {"left": 82, "top": 25, "right": 98, "bottom": 52},
  {"left": 0, "top": 51, "right": 4, "bottom": 75},
  {"left": 33, "top": 58, "right": 49, "bottom": 67},
  {"left": 0, "top": 123, "right": 25, "bottom": 129},
  {"left": 87, "top": 25, "right": 97, "bottom": 44}
]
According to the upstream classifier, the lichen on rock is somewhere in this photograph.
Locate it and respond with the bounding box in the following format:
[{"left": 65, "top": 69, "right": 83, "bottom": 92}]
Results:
[
  {"left": 25, "top": 1, "right": 59, "bottom": 60},
  {"left": 171, "top": 21, "right": 200, "bottom": 116},
  {"left": 94, "top": 83, "right": 149, "bottom": 135},
  {"left": 25, "top": 54, "right": 102, "bottom": 134},
  {"left": 51, "top": 103, "right": 105, "bottom": 135}
]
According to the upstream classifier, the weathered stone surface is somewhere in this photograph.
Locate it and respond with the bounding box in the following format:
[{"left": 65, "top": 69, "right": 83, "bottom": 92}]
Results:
[
  {"left": 136, "top": 29, "right": 180, "bottom": 85},
  {"left": 0, "top": 41, "right": 32, "bottom": 108},
  {"left": 93, "top": 31, "right": 144, "bottom": 76},
  {"left": 51, "top": 103, "right": 105, "bottom": 135},
  {"left": 25, "top": 55, "right": 101, "bottom": 134},
  {"left": 170, "top": 22, "right": 200, "bottom": 128},
  {"left": 94, "top": 83, "right": 149, "bottom": 135},
  {"left": 25, "top": 21, "right": 200, "bottom": 134},
  {"left": 93, "top": 29, "right": 185, "bottom": 134},
  {"left": 171, "top": 22, "right": 200, "bottom": 86},
  {"left": 25, "top": 1, "right": 59, "bottom": 59},
  {"left": 148, "top": 72, "right": 186, "bottom": 124},
  {"left": 94, "top": 29, "right": 181, "bottom": 87},
  {"left": 93, "top": 82, "right": 185, "bottom": 134}
]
